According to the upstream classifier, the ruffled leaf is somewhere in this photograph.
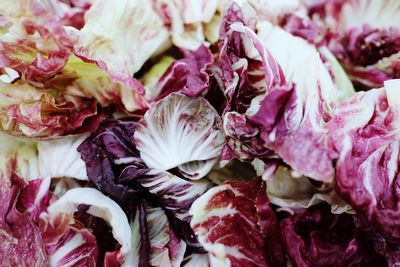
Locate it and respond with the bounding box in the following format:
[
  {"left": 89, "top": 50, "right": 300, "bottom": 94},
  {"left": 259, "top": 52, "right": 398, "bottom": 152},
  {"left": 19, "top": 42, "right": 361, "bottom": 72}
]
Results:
[
  {"left": 0, "top": 132, "right": 89, "bottom": 181},
  {"left": 304, "top": 0, "right": 400, "bottom": 89},
  {"left": 0, "top": 159, "right": 48, "bottom": 266},
  {"left": 216, "top": 4, "right": 285, "bottom": 114},
  {"left": 48, "top": 0, "right": 92, "bottom": 29},
  {"left": 134, "top": 93, "right": 224, "bottom": 180},
  {"left": 78, "top": 119, "right": 148, "bottom": 200},
  {"left": 266, "top": 166, "right": 353, "bottom": 214},
  {"left": 328, "top": 79, "right": 400, "bottom": 238},
  {"left": 0, "top": 0, "right": 72, "bottom": 85},
  {"left": 0, "top": 132, "right": 39, "bottom": 180},
  {"left": 78, "top": 119, "right": 211, "bottom": 222},
  {"left": 150, "top": 45, "right": 213, "bottom": 100},
  {"left": 39, "top": 212, "right": 99, "bottom": 267},
  {"left": 145, "top": 205, "right": 186, "bottom": 267},
  {"left": 67, "top": 0, "right": 169, "bottom": 86},
  {"left": 152, "top": 0, "right": 219, "bottom": 50},
  {"left": 280, "top": 203, "right": 388, "bottom": 267},
  {"left": 62, "top": 56, "right": 148, "bottom": 113},
  {"left": 250, "top": 21, "right": 345, "bottom": 182},
  {"left": 0, "top": 80, "right": 103, "bottom": 138}
]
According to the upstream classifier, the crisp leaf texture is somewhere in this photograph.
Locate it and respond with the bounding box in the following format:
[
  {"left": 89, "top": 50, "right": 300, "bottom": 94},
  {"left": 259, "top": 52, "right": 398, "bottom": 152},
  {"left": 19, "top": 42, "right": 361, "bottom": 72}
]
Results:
[
  {"left": 0, "top": 0, "right": 72, "bottom": 85},
  {"left": 0, "top": 160, "right": 48, "bottom": 266},
  {"left": 134, "top": 93, "right": 224, "bottom": 180},
  {"left": 47, "top": 188, "right": 132, "bottom": 257},
  {"left": 38, "top": 134, "right": 89, "bottom": 180},
  {"left": 138, "top": 170, "right": 210, "bottom": 222},
  {"left": 299, "top": 0, "right": 400, "bottom": 89},
  {"left": 152, "top": 0, "right": 219, "bottom": 50},
  {"left": 190, "top": 178, "right": 285, "bottom": 267},
  {"left": 68, "top": 0, "right": 169, "bottom": 86},
  {"left": 151, "top": 45, "right": 213, "bottom": 100},
  {"left": 280, "top": 204, "right": 388, "bottom": 267},
  {"left": 267, "top": 166, "right": 353, "bottom": 214},
  {"left": 78, "top": 119, "right": 149, "bottom": 200},
  {"left": 328, "top": 79, "right": 400, "bottom": 238},
  {"left": 0, "top": 80, "right": 102, "bottom": 138},
  {"left": 216, "top": 4, "right": 285, "bottom": 114},
  {"left": 78, "top": 118, "right": 211, "bottom": 222},
  {"left": 251, "top": 20, "right": 345, "bottom": 182}
]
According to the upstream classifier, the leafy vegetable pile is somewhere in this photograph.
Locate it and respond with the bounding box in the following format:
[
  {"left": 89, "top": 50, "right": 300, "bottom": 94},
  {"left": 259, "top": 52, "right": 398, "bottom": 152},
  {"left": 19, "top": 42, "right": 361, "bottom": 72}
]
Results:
[{"left": 1, "top": 0, "right": 400, "bottom": 266}]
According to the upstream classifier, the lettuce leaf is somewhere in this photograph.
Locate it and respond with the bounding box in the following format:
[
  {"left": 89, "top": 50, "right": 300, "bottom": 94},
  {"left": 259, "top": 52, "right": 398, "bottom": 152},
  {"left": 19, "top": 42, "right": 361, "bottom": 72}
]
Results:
[
  {"left": 216, "top": 4, "right": 285, "bottom": 114},
  {"left": 0, "top": 160, "right": 48, "bottom": 266},
  {"left": 280, "top": 203, "right": 388, "bottom": 267},
  {"left": 134, "top": 93, "right": 224, "bottom": 180},
  {"left": 299, "top": 0, "right": 400, "bottom": 89},
  {"left": 44, "top": 188, "right": 131, "bottom": 265},
  {"left": 0, "top": 0, "right": 72, "bottom": 85},
  {"left": 67, "top": 0, "right": 169, "bottom": 86},
  {"left": 267, "top": 166, "right": 353, "bottom": 214},
  {"left": 62, "top": 56, "right": 148, "bottom": 113},
  {"left": 150, "top": 45, "right": 213, "bottom": 101},
  {"left": 249, "top": 20, "right": 347, "bottom": 183},
  {"left": 78, "top": 119, "right": 211, "bottom": 221},
  {"left": 152, "top": 0, "right": 219, "bottom": 50},
  {"left": 48, "top": 0, "right": 92, "bottom": 29},
  {"left": 0, "top": 80, "right": 102, "bottom": 138},
  {"left": 0, "top": 132, "right": 89, "bottom": 181},
  {"left": 328, "top": 79, "right": 400, "bottom": 239},
  {"left": 190, "top": 177, "right": 286, "bottom": 267}
]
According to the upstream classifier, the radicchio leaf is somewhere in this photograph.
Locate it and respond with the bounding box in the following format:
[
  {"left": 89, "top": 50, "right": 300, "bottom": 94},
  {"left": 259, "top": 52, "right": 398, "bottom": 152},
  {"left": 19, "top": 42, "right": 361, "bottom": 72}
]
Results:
[
  {"left": 303, "top": 0, "right": 400, "bottom": 89},
  {"left": 67, "top": 0, "right": 169, "bottom": 87},
  {"left": 78, "top": 119, "right": 148, "bottom": 201},
  {"left": 39, "top": 213, "right": 99, "bottom": 267},
  {"left": 137, "top": 169, "right": 210, "bottom": 222},
  {"left": 266, "top": 166, "right": 353, "bottom": 214},
  {"left": 120, "top": 201, "right": 189, "bottom": 267},
  {"left": 62, "top": 56, "right": 148, "bottom": 113},
  {"left": 48, "top": 0, "right": 92, "bottom": 29},
  {"left": 214, "top": 4, "right": 284, "bottom": 170},
  {"left": 17, "top": 177, "right": 52, "bottom": 222},
  {"left": 4, "top": 160, "right": 99, "bottom": 267},
  {"left": 190, "top": 177, "right": 286, "bottom": 267},
  {"left": 1, "top": 3, "right": 147, "bottom": 115},
  {"left": 141, "top": 56, "right": 175, "bottom": 95},
  {"left": 152, "top": 0, "right": 219, "bottom": 50},
  {"left": 0, "top": 0, "right": 72, "bottom": 85},
  {"left": 0, "top": 133, "right": 89, "bottom": 182},
  {"left": 328, "top": 79, "right": 400, "bottom": 239},
  {"left": 280, "top": 203, "right": 388, "bottom": 267},
  {"left": 145, "top": 205, "right": 186, "bottom": 266},
  {"left": 0, "top": 80, "right": 103, "bottom": 138},
  {"left": 247, "top": 0, "right": 300, "bottom": 23},
  {"left": 0, "top": 132, "right": 39, "bottom": 180},
  {"left": 0, "top": 160, "right": 48, "bottom": 266},
  {"left": 151, "top": 45, "right": 213, "bottom": 100},
  {"left": 44, "top": 188, "right": 132, "bottom": 265},
  {"left": 181, "top": 253, "right": 210, "bottom": 267},
  {"left": 216, "top": 3, "right": 285, "bottom": 114},
  {"left": 250, "top": 20, "right": 344, "bottom": 183},
  {"left": 221, "top": 111, "right": 276, "bottom": 164},
  {"left": 134, "top": 93, "right": 224, "bottom": 180},
  {"left": 78, "top": 119, "right": 211, "bottom": 223},
  {"left": 9, "top": 177, "right": 87, "bottom": 267},
  {"left": 37, "top": 134, "right": 89, "bottom": 180}
]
